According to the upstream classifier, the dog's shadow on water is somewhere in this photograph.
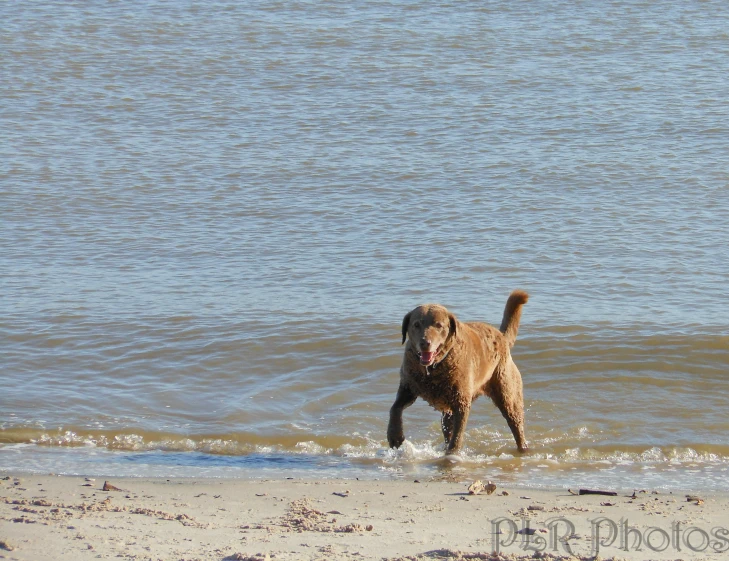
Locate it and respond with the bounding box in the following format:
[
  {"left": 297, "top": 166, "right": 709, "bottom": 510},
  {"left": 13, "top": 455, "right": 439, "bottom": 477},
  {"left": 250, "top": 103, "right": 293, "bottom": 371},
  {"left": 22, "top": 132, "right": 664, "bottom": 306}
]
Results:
[
  {"left": 428, "top": 453, "right": 474, "bottom": 481},
  {"left": 415, "top": 447, "right": 531, "bottom": 484}
]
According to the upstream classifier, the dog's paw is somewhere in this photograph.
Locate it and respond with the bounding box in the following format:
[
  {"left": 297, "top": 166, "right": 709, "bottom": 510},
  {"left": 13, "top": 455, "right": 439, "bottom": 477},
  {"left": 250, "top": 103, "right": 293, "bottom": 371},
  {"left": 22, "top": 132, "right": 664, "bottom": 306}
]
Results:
[
  {"left": 387, "top": 429, "right": 405, "bottom": 449},
  {"left": 388, "top": 436, "right": 404, "bottom": 448}
]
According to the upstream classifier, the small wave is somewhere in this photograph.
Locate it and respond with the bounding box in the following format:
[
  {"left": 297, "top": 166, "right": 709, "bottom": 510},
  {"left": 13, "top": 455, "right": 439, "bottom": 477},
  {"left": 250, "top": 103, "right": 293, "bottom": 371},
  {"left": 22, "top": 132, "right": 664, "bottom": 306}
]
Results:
[
  {"left": 3, "top": 426, "right": 729, "bottom": 490},
  {"left": 4, "top": 428, "right": 729, "bottom": 491},
  {"left": 7, "top": 428, "right": 728, "bottom": 466}
]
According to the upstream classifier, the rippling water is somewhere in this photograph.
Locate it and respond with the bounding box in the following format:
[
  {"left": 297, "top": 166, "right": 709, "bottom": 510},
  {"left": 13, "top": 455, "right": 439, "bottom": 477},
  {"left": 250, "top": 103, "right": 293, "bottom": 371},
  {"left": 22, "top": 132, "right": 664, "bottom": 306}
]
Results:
[{"left": 2, "top": 1, "right": 729, "bottom": 491}]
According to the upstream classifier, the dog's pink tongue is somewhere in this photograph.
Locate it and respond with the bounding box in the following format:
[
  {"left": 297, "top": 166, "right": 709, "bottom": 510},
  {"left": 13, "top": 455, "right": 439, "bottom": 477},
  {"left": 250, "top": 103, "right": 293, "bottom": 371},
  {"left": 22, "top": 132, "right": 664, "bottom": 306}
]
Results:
[{"left": 420, "top": 351, "right": 434, "bottom": 365}]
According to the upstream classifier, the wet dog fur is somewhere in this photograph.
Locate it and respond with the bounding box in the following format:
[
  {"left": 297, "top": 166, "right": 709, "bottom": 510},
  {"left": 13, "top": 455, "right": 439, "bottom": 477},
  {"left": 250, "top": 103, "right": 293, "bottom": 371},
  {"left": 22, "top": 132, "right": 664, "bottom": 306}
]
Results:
[{"left": 387, "top": 290, "right": 529, "bottom": 454}]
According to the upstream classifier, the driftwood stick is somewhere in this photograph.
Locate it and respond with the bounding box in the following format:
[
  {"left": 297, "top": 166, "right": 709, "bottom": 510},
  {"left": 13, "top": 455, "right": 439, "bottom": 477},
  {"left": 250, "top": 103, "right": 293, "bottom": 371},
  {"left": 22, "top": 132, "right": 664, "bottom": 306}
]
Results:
[{"left": 577, "top": 488, "right": 618, "bottom": 496}]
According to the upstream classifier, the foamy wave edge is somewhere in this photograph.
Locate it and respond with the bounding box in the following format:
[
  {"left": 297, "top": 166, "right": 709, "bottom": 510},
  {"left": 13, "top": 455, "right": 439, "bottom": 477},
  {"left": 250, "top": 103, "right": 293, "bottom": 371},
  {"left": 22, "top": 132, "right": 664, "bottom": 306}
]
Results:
[{"left": 22, "top": 431, "right": 729, "bottom": 468}]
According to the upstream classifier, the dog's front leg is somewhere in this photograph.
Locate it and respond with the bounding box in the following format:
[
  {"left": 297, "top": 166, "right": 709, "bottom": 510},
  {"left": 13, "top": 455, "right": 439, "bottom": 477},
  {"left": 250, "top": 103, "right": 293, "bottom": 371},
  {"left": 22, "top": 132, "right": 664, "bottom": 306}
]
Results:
[
  {"left": 387, "top": 383, "right": 416, "bottom": 448},
  {"left": 445, "top": 406, "right": 470, "bottom": 454},
  {"left": 441, "top": 412, "right": 454, "bottom": 444}
]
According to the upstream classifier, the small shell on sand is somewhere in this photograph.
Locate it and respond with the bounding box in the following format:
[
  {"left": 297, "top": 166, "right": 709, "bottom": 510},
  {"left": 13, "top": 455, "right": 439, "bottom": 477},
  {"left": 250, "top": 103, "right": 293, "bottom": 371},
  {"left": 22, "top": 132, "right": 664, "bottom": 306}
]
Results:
[{"left": 467, "top": 480, "right": 497, "bottom": 495}]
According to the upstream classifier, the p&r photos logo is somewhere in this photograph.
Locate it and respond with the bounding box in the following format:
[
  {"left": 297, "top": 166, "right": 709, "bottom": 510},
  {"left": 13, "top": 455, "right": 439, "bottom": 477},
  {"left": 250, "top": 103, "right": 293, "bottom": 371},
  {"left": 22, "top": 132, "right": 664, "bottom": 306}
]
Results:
[{"left": 491, "top": 516, "right": 729, "bottom": 556}]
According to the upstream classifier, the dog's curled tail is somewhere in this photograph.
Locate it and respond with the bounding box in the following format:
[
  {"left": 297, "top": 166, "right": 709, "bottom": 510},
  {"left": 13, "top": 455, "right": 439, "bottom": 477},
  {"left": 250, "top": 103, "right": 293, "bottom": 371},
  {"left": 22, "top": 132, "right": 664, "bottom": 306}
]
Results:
[{"left": 499, "top": 290, "right": 529, "bottom": 348}]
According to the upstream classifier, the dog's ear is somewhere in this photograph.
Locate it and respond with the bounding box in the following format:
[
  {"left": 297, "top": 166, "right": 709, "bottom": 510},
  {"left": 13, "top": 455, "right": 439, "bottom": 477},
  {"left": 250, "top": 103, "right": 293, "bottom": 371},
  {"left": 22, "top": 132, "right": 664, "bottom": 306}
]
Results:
[
  {"left": 448, "top": 312, "right": 458, "bottom": 340},
  {"left": 401, "top": 311, "right": 412, "bottom": 345}
]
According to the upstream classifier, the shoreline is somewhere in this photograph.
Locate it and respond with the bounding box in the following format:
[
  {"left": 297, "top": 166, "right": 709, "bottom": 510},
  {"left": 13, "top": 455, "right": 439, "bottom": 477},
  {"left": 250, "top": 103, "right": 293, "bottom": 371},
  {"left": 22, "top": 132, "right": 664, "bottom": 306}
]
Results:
[
  {"left": 2, "top": 474, "right": 728, "bottom": 560},
  {"left": 3, "top": 442, "right": 727, "bottom": 496}
]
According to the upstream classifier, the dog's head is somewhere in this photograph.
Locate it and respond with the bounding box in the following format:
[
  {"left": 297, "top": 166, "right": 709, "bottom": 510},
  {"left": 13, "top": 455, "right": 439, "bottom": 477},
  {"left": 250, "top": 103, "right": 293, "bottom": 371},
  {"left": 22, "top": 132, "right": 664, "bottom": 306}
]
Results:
[{"left": 401, "top": 304, "right": 458, "bottom": 367}]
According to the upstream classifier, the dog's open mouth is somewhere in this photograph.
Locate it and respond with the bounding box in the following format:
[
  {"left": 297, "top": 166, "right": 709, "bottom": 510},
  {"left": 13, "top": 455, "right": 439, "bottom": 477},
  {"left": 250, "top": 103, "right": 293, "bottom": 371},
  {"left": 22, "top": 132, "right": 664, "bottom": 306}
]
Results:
[{"left": 419, "top": 346, "right": 441, "bottom": 366}]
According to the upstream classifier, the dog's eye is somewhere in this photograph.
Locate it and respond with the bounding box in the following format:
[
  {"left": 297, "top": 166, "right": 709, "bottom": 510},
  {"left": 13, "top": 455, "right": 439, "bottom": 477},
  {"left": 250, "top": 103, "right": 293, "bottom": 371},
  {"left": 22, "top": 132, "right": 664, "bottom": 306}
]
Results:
[
  {"left": 413, "top": 321, "right": 421, "bottom": 329},
  {"left": 435, "top": 322, "right": 444, "bottom": 329}
]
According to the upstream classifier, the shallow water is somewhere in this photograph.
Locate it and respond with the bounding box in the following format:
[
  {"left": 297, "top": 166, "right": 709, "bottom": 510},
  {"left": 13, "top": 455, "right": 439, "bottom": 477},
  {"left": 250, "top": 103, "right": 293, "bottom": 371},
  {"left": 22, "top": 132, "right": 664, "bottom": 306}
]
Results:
[{"left": 2, "top": 1, "right": 729, "bottom": 491}]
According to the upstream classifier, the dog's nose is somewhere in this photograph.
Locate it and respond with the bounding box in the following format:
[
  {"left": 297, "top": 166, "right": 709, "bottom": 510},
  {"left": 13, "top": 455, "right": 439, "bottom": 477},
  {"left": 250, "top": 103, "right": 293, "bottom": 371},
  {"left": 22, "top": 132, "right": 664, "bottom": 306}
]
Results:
[{"left": 420, "top": 337, "right": 431, "bottom": 349}]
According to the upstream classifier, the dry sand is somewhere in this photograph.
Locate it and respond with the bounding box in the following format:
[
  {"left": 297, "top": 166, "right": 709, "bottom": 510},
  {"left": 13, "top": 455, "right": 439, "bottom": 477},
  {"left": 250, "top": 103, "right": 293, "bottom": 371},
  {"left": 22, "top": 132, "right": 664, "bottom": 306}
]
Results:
[{"left": 1, "top": 473, "right": 727, "bottom": 560}]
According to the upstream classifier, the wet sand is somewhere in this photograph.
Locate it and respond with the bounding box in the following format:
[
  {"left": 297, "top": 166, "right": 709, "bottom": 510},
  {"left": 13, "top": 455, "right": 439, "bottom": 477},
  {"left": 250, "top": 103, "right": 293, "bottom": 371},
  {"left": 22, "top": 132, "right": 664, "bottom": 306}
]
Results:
[{"left": 1, "top": 474, "right": 727, "bottom": 560}]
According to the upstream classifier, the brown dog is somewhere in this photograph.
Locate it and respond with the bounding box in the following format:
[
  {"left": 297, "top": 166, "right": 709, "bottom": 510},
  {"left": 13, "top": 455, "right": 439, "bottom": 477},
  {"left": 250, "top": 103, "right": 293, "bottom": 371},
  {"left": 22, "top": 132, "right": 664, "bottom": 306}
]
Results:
[{"left": 387, "top": 290, "right": 529, "bottom": 454}]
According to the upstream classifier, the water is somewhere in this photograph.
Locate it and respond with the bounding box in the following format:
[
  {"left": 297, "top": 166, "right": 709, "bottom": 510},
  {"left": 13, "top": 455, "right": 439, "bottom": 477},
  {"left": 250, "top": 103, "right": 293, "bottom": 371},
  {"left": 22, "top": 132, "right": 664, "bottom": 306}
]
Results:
[{"left": 2, "top": 1, "right": 729, "bottom": 492}]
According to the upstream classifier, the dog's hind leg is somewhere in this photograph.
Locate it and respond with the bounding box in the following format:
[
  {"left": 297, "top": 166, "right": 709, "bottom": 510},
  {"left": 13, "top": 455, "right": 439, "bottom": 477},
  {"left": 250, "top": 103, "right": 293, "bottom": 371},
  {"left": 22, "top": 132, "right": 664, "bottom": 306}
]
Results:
[
  {"left": 499, "top": 403, "right": 528, "bottom": 453},
  {"left": 489, "top": 362, "right": 529, "bottom": 452}
]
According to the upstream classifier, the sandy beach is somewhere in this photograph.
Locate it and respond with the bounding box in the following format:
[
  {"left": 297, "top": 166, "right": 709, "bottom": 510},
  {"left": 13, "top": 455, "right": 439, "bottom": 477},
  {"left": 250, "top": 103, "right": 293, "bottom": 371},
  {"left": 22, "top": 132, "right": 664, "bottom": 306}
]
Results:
[{"left": 2, "top": 474, "right": 727, "bottom": 561}]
